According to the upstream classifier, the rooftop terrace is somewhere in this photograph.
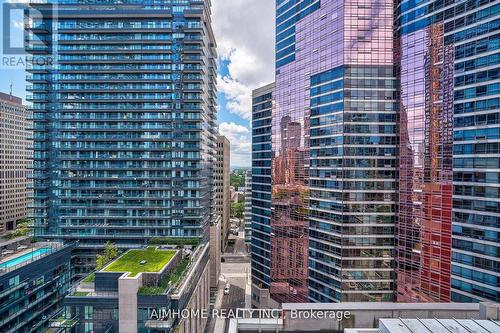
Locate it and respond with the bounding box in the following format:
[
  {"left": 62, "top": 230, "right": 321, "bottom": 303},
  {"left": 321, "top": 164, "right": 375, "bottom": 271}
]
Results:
[
  {"left": 0, "top": 241, "right": 64, "bottom": 274},
  {"left": 103, "top": 247, "right": 176, "bottom": 277}
]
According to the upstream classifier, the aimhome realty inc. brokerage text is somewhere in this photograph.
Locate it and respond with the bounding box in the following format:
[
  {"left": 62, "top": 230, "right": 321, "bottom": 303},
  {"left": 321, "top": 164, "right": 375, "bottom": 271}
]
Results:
[{"left": 149, "top": 308, "right": 352, "bottom": 321}]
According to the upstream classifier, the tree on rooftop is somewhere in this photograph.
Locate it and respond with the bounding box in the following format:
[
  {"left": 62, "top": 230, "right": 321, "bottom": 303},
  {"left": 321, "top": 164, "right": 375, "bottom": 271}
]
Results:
[{"left": 96, "top": 241, "right": 119, "bottom": 270}]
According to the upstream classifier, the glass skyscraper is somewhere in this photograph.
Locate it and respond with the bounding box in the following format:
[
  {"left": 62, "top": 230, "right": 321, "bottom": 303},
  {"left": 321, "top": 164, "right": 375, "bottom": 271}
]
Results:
[
  {"left": 396, "top": 0, "right": 499, "bottom": 303},
  {"left": 251, "top": 83, "right": 274, "bottom": 305},
  {"left": 253, "top": 0, "right": 498, "bottom": 305},
  {"left": 253, "top": 0, "right": 396, "bottom": 304},
  {"left": 26, "top": 0, "right": 217, "bottom": 272}
]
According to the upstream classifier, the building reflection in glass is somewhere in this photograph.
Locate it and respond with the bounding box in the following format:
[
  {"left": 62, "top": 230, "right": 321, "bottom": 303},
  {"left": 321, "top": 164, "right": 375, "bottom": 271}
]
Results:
[{"left": 396, "top": 23, "right": 454, "bottom": 302}]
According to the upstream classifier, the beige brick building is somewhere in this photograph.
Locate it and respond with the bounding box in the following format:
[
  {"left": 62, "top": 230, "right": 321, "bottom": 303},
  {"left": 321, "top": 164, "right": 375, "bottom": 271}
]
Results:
[
  {"left": 215, "top": 135, "right": 230, "bottom": 250},
  {"left": 0, "top": 92, "right": 31, "bottom": 235}
]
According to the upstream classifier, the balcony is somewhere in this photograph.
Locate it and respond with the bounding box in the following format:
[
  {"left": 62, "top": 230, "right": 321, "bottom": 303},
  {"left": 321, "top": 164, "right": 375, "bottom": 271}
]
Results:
[{"left": 25, "top": 43, "right": 50, "bottom": 54}]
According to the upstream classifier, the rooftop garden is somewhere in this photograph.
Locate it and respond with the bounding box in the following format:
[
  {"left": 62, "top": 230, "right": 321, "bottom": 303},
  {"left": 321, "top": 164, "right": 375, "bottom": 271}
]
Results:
[
  {"left": 138, "top": 257, "right": 190, "bottom": 295},
  {"left": 103, "top": 247, "right": 176, "bottom": 277},
  {"left": 71, "top": 291, "right": 89, "bottom": 296},
  {"left": 81, "top": 272, "right": 95, "bottom": 283}
]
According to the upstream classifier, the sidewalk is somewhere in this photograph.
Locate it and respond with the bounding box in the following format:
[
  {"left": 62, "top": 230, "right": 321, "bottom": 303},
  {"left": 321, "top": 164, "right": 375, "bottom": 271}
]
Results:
[{"left": 212, "top": 277, "right": 226, "bottom": 333}]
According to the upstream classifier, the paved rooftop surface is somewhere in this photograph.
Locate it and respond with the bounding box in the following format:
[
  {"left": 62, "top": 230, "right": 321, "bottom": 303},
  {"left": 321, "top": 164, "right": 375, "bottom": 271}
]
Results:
[{"left": 379, "top": 319, "right": 500, "bottom": 333}]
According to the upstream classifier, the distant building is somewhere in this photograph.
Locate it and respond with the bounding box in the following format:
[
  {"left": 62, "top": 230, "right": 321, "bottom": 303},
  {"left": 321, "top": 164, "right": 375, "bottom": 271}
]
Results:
[
  {"left": 244, "top": 171, "right": 252, "bottom": 245},
  {"left": 0, "top": 240, "right": 74, "bottom": 332},
  {"left": 63, "top": 243, "right": 210, "bottom": 333},
  {"left": 0, "top": 92, "right": 30, "bottom": 236},
  {"left": 230, "top": 186, "right": 240, "bottom": 203},
  {"left": 215, "top": 135, "right": 230, "bottom": 251}
]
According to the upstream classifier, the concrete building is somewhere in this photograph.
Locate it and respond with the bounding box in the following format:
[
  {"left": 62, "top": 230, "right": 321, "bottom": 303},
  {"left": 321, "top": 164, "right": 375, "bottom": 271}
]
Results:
[
  {"left": 26, "top": 0, "right": 218, "bottom": 272},
  {"left": 0, "top": 92, "right": 30, "bottom": 236},
  {"left": 63, "top": 243, "right": 210, "bottom": 333},
  {"left": 230, "top": 186, "right": 241, "bottom": 203},
  {"left": 215, "top": 135, "right": 230, "bottom": 251},
  {"left": 244, "top": 171, "right": 252, "bottom": 245},
  {"left": 228, "top": 302, "right": 500, "bottom": 333},
  {"left": 0, "top": 240, "right": 74, "bottom": 332},
  {"left": 209, "top": 216, "right": 221, "bottom": 289}
]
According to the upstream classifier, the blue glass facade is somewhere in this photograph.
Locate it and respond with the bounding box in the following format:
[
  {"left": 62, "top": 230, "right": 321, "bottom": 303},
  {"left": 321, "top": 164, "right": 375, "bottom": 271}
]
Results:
[
  {"left": 308, "top": 65, "right": 397, "bottom": 302},
  {"left": 0, "top": 243, "right": 74, "bottom": 332},
  {"left": 26, "top": 0, "right": 218, "bottom": 272},
  {"left": 396, "top": 0, "right": 500, "bottom": 303},
  {"left": 253, "top": 0, "right": 396, "bottom": 305},
  {"left": 251, "top": 83, "right": 274, "bottom": 290},
  {"left": 275, "top": 0, "right": 320, "bottom": 69}
]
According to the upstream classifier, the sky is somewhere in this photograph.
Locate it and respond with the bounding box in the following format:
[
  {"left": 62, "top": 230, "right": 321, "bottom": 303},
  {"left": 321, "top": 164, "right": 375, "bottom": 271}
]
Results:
[{"left": 0, "top": 0, "right": 275, "bottom": 168}]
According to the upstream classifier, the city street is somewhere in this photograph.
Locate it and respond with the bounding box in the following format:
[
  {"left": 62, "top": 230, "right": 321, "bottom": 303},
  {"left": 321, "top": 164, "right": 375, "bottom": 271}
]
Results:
[{"left": 208, "top": 221, "right": 250, "bottom": 333}]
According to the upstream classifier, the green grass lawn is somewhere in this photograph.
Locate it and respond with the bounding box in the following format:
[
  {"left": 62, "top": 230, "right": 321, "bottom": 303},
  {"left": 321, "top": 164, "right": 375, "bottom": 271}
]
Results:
[
  {"left": 103, "top": 247, "right": 176, "bottom": 277},
  {"left": 72, "top": 291, "right": 89, "bottom": 296},
  {"left": 82, "top": 273, "right": 95, "bottom": 283}
]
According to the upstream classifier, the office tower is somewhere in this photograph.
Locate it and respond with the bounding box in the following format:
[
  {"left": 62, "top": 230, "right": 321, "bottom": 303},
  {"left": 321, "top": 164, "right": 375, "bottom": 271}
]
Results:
[
  {"left": 0, "top": 241, "right": 75, "bottom": 332},
  {"left": 244, "top": 170, "right": 252, "bottom": 245},
  {"left": 25, "top": 0, "right": 218, "bottom": 269},
  {"left": 251, "top": 83, "right": 273, "bottom": 307},
  {"left": 215, "top": 135, "right": 230, "bottom": 250},
  {"left": 396, "top": 0, "right": 500, "bottom": 303},
  {"left": 0, "top": 92, "right": 31, "bottom": 236},
  {"left": 269, "top": 0, "right": 396, "bottom": 303}
]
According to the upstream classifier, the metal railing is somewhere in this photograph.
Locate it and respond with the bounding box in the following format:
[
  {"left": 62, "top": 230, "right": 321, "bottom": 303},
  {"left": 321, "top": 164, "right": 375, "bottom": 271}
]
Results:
[{"left": 0, "top": 242, "right": 65, "bottom": 275}]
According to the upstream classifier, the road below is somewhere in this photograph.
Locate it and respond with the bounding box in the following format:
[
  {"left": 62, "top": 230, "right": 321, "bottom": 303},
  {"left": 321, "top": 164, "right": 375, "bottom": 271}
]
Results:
[{"left": 208, "top": 222, "right": 250, "bottom": 333}]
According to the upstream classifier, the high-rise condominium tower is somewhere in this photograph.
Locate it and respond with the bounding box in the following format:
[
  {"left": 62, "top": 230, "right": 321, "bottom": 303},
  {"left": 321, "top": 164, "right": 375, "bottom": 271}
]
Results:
[
  {"left": 251, "top": 0, "right": 396, "bottom": 304},
  {"left": 396, "top": 0, "right": 499, "bottom": 303},
  {"left": 0, "top": 93, "right": 31, "bottom": 236},
  {"left": 26, "top": 0, "right": 217, "bottom": 270}
]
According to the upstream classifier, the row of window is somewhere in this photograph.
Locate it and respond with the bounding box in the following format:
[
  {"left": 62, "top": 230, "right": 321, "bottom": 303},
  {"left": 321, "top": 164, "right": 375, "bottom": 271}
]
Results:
[
  {"left": 455, "top": 142, "right": 500, "bottom": 155},
  {"left": 455, "top": 68, "right": 499, "bottom": 87},
  {"left": 455, "top": 33, "right": 499, "bottom": 60},
  {"left": 310, "top": 179, "right": 396, "bottom": 190},
  {"left": 454, "top": 127, "right": 500, "bottom": 141},
  {"left": 310, "top": 147, "right": 397, "bottom": 157},
  {"left": 454, "top": 198, "right": 500, "bottom": 213}
]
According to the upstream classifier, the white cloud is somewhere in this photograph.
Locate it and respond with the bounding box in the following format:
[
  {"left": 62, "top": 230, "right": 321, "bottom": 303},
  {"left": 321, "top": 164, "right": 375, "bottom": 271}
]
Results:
[
  {"left": 217, "top": 74, "right": 252, "bottom": 120},
  {"left": 219, "top": 122, "right": 252, "bottom": 167},
  {"left": 13, "top": 20, "right": 24, "bottom": 30},
  {"left": 213, "top": 0, "right": 275, "bottom": 121}
]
